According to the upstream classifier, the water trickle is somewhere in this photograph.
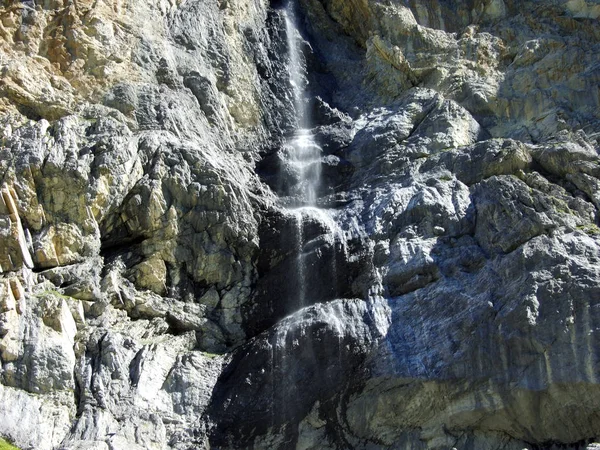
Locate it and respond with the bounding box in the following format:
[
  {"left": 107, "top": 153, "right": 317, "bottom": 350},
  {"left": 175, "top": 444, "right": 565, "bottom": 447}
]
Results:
[
  {"left": 294, "top": 212, "right": 306, "bottom": 308},
  {"left": 283, "top": 3, "right": 322, "bottom": 208},
  {"left": 280, "top": 1, "right": 346, "bottom": 315}
]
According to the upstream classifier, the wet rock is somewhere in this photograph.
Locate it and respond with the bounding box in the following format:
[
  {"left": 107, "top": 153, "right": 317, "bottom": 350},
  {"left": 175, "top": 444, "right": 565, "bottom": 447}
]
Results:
[{"left": 208, "top": 299, "right": 381, "bottom": 448}]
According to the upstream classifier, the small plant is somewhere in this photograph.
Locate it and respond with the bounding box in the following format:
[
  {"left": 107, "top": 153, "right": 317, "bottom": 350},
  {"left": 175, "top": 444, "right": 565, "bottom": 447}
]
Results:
[
  {"left": 0, "top": 437, "right": 21, "bottom": 450},
  {"left": 35, "top": 288, "right": 72, "bottom": 300},
  {"left": 577, "top": 224, "right": 600, "bottom": 236}
]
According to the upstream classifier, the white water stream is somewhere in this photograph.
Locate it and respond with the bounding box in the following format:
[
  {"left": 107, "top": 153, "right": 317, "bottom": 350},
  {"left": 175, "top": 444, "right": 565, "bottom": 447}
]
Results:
[
  {"left": 283, "top": 2, "right": 314, "bottom": 313},
  {"left": 270, "top": 3, "right": 346, "bottom": 426},
  {"left": 284, "top": 6, "right": 322, "bottom": 208},
  {"left": 281, "top": 0, "right": 349, "bottom": 307}
]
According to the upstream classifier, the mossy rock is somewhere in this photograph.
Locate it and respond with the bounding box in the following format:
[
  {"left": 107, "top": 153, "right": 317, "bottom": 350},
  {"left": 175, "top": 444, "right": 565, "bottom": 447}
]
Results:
[{"left": 577, "top": 224, "right": 600, "bottom": 236}]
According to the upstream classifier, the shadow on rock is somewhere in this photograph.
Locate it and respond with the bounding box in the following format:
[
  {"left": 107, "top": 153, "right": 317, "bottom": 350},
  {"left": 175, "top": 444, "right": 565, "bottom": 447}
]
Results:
[{"left": 207, "top": 299, "right": 380, "bottom": 449}]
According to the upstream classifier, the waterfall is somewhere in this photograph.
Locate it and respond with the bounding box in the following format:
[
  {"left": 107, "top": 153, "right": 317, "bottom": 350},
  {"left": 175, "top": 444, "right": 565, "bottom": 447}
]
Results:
[
  {"left": 283, "top": 2, "right": 320, "bottom": 314},
  {"left": 280, "top": 1, "right": 344, "bottom": 314},
  {"left": 283, "top": 4, "right": 322, "bottom": 207},
  {"left": 268, "top": 3, "right": 347, "bottom": 425}
]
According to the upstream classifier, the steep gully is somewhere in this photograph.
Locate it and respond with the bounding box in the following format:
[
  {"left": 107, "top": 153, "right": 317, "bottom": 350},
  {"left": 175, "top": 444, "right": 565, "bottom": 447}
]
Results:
[
  {"left": 274, "top": 0, "right": 347, "bottom": 394},
  {"left": 206, "top": 2, "right": 376, "bottom": 446},
  {"left": 282, "top": 1, "right": 337, "bottom": 308}
]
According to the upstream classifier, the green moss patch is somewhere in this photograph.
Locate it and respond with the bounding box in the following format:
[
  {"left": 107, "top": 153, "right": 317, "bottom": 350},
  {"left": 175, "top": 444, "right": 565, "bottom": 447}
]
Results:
[{"left": 0, "top": 438, "right": 20, "bottom": 450}]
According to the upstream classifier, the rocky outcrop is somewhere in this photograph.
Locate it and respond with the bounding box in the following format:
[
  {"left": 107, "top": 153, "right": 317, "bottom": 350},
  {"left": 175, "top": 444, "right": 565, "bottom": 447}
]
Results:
[
  {"left": 0, "top": 0, "right": 599, "bottom": 449},
  {"left": 301, "top": 0, "right": 600, "bottom": 141},
  {"left": 0, "top": 0, "right": 290, "bottom": 447}
]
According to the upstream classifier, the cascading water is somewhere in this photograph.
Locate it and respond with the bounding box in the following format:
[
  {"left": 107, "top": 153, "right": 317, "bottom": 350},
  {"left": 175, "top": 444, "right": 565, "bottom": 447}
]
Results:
[
  {"left": 283, "top": 3, "right": 322, "bottom": 208},
  {"left": 278, "top": 0, "right": 347, "bottom": 310},
  {"left": 282, "top": 1, "right": 319, "bottom": 313},
  {"left": 283, "top": 0, "right": 346, "bottom": 344},
  {"left": 269, "top": 2, "right": 348, "bottom": 430},
  {"left": 271, "top": 0, "right": 355, "bottom": 324}
]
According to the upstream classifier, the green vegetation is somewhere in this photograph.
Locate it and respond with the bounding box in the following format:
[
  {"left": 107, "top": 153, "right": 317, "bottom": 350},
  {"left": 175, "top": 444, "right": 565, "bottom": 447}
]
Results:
[
  {"left": 577, "top": 224, "right": 600, "bottom": 236},
  {"left": 0, "top": 438, "right": 20, "bottom": 450},
  {"left": 36, "top": 288, "right": 72, "bottom": 300}
]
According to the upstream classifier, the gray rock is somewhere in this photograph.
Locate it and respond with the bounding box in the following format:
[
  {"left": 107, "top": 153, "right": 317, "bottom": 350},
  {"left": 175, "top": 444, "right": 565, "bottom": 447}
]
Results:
[{"left": 208, "top": 299, "right": 382, "bottom": 447}]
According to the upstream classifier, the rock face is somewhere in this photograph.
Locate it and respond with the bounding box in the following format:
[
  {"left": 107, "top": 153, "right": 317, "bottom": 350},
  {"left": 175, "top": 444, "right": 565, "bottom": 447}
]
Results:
[{"left": 0, "top": 0, "right": 599, "bottom": 449}]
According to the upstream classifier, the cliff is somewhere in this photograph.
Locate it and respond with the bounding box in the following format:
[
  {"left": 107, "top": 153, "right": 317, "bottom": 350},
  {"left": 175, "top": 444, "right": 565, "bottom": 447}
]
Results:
[{"left": 0, "top": 0, "right": 599, "bottom": 449}]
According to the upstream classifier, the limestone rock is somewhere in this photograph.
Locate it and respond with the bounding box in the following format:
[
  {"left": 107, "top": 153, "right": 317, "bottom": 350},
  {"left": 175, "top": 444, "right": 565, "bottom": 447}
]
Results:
[
  {"left": 0, "top": 384, "right": 73, "bottom": 450},
  {"left": 0, "top": 183, "right": 34, "bottom": 271},
  {"left": 300, "top": 0, "right": 600, "bottom": 141}
]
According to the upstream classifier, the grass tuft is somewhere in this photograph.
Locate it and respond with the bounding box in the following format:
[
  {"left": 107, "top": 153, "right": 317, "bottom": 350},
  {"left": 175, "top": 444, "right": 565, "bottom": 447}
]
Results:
[{"left": 0, "top": 438, "right": 20, "bottom": 450}]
